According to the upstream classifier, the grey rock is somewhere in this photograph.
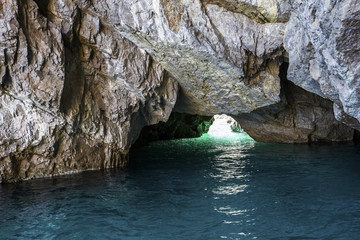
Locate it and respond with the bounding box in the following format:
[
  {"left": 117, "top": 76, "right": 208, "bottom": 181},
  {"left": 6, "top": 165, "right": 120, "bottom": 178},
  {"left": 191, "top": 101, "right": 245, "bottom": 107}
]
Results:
[
  {"left": 0, "top": 0, "right": 65, "bottom": 159},
  {"left": 284, "top": 0, "right": 360, "bottom": 128},
  {"left": 0, "top": 0, "right": 359, "bottom": 182},
  {"left": 202, "top": 0, "right": 291, "bottom": 23},
  {"left": 110, "top": 0, "right": 285, "bottom": 115},
  {"left": 0, "top": 0, "right": 178, "bottom": 182},
  {"left": 235, "top": 79, "right": 354, "bottom": 143}
]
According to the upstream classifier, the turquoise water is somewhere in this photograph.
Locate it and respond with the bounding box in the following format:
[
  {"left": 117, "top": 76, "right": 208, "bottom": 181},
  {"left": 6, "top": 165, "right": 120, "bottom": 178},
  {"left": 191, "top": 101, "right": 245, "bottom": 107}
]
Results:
[{"left": 1, "top": 133, "right": 360, "bottom": 239}]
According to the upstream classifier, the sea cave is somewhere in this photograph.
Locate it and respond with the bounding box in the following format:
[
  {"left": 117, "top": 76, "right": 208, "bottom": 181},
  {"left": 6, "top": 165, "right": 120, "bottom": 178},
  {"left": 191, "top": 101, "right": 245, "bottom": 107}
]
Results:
[{"left": 0, "top": 0, "right": 360, "bottom": 239}]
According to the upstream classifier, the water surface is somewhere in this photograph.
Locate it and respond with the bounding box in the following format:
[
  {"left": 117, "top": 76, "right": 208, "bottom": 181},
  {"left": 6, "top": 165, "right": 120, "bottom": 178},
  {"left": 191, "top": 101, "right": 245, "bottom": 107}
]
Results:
[{"left": 1, "top": 133, "right": 360, "bottom": 239}]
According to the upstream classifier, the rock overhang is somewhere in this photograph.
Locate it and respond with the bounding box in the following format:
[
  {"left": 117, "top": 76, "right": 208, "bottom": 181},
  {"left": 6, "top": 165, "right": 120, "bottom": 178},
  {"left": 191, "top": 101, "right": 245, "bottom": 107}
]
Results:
[{"left": 0, "top": 0, "right": 359, "bottom": 182}]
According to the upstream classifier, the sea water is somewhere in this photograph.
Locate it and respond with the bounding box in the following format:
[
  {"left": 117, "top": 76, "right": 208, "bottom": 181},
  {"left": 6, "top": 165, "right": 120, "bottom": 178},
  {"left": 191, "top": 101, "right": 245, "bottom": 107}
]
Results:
[{"left": 1, "top": 132, "right": 360, "bottom": 239}]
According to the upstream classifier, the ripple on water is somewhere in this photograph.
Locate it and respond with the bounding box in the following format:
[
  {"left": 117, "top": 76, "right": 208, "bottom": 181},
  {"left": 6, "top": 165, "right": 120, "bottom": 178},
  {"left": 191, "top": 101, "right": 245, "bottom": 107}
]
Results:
[{"left": 1, "top": 133, "right": 360, "bottom": 239}]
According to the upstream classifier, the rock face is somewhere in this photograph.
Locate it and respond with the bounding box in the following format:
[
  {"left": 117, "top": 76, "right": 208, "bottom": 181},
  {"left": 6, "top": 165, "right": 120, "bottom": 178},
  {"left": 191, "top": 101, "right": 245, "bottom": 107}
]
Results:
[
  {"left": 114, "top": 0, "right": 285, "bottom": 116},
  {"left": 283, "top": 0, "right": 360, "bottom": 129},
  {"left": 0, "top": 0, "right": 359, "bottom": 182},
  {"left": 235, "top": 62, "right": 355, "bottom": 143},
  {"left": 0, "top": 0, "right": 178, "bottom": 182},
  {"left": 235, "top": 73, "right": 355, "bottom": 143}
]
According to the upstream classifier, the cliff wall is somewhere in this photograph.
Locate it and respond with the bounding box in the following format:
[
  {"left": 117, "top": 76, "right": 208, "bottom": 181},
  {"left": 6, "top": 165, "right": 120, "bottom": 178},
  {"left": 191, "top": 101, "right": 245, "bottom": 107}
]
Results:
[{"left": 0, "top": 0, "right": 359, "bottom": 182}]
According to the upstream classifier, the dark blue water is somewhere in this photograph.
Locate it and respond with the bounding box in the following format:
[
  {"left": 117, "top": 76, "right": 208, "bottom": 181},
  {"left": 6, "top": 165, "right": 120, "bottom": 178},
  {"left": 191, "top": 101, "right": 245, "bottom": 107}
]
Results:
[{"left": 1, "top": 133, "right": 360, "bottom": 240}]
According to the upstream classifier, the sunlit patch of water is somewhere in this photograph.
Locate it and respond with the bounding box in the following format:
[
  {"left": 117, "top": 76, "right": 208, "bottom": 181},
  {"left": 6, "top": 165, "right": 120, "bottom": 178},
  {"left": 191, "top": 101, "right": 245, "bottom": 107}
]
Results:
[
  {"left": 213, "top": 184, "right": 248, "bottom": 195},
  {"left": 215, "top": 206, "right": 254, "bottom": 216}
]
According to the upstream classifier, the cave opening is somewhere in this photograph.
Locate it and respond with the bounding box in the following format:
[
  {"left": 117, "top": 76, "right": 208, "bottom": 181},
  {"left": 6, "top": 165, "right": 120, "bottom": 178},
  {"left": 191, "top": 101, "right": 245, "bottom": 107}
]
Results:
[
  {"left": 207, "top": 114, "right": 245, "bottom": 138},
  {"left": 133, "top": 112, "right": 252, "bottom": 148}
]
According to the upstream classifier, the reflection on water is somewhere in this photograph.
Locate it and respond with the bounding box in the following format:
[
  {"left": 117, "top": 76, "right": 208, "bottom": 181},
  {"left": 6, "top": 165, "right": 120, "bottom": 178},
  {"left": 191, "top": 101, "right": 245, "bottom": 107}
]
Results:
[
  {"left": 1, "top": 133, "right": 360, "bottom": 239},
  {"left": 213, "top": 184, "right": 248, "bottom": 195}
]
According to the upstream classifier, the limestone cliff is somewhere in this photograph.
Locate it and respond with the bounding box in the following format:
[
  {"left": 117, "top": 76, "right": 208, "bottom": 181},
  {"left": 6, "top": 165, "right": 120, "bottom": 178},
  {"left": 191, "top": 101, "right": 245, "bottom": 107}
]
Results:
[{"left": 0, "top": 0, "right": 359, "bottom": 182}]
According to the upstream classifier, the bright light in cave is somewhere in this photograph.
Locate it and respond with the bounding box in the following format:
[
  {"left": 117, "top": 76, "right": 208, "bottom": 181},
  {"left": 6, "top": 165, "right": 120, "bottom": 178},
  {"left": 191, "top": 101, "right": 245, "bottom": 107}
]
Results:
[{"left": 207, "top": 114, "right": 244, "bottom": 138}]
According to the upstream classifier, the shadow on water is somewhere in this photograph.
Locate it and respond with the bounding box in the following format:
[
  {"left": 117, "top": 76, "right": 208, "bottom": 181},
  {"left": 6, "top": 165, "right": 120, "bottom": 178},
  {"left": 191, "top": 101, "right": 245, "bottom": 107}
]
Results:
[{"left": 1, "top": 132, "right": 360, "bottom": 239}]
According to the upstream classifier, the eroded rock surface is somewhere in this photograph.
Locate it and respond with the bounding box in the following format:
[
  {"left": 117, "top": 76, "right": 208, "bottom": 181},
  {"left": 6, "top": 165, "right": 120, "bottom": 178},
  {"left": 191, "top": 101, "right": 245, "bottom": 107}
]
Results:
[
  {"left": 0, "top": 0, "right": 178, "bottom": 182},
  {"left": 0, "top": 0, "right": 359, "bottom": 182},
  {"left": 236, "top": 79, "right": 354, "bottom": 143},
  {"left": 112, "top": 0, "right": 285, "bottom": 115},
  {"left": 284, "top": 0, "right": 360, "bottom": 129}
]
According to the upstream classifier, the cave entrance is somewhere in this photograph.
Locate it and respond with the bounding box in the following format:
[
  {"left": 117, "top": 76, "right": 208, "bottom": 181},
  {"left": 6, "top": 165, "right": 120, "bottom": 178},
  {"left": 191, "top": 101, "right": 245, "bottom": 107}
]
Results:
[
  {"left": 207, "top": 114, "right": 244, "bottom": 138},
  {"left": 133, "top": 112, "right": 251, "bottom": 148}
]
